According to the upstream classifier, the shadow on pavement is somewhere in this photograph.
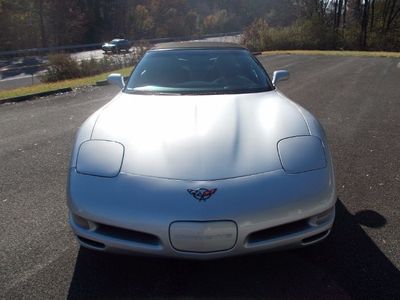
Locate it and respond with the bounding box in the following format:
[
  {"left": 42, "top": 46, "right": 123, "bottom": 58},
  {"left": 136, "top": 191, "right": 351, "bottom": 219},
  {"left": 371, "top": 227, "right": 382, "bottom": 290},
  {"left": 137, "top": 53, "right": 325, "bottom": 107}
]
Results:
[{"left": 67, "top": 200, "right": 400, "bottom": 299}]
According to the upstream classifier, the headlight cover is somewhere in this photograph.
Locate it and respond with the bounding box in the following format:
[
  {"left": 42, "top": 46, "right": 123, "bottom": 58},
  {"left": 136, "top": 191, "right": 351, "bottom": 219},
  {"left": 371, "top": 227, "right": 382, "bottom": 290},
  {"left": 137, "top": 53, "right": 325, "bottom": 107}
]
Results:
[
  {"left": 278, "top": 136, "right": 327, "bottom": 174},
  {"left": 76, "top": 140, "right": 124, "bottom": 177}
]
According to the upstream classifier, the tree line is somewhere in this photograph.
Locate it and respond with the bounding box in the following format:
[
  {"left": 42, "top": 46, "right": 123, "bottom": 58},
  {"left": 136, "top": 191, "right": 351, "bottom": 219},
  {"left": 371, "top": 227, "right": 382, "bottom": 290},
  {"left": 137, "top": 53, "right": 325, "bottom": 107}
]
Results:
[
  {"left": 0, "top": 0, "right": 294, "bottom": 51},
  {"left": 0, "top": 0, "right": 399, "bottom": 52},
  {"left": 244, "top": 0, "right": 400, "bottom": 51},
  {"left": 306, "top": 0, "right": 400, "bottom": 50}
]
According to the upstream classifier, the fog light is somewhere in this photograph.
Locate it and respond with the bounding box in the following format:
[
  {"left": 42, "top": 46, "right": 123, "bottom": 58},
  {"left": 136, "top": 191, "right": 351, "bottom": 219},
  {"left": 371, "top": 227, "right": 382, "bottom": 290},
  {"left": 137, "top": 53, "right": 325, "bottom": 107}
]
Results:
[
  {"left": 72, "top": 214, "right": 90, "bottom": 230},
  {"left": 309, "top": 207, "right": 335, "bottom": 226}
]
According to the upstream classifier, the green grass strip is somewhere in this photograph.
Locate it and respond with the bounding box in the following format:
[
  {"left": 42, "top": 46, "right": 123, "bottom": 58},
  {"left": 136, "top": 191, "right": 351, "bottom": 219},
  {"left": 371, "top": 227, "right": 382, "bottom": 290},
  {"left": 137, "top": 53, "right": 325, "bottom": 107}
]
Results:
[
  {"left": 0, "top": 66, "right": 133, "bottom": 101},
  {"left": 262, "top": 50, "right": 400, "bottom": 58}
]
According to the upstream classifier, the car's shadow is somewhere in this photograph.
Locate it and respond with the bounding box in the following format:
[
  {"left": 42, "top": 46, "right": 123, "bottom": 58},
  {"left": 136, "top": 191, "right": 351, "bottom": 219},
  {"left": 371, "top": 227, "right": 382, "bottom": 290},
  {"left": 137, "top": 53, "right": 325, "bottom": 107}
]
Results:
[{"left": 67, "top": 200, "right": 399, "bottom": 299}]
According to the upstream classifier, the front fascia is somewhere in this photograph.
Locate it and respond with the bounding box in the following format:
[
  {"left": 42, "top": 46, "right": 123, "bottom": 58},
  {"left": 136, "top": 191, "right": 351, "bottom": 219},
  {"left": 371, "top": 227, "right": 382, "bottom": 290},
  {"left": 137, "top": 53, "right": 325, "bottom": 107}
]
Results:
[{"left": 67, "top": 164, "right": 336, "bottom": 258}]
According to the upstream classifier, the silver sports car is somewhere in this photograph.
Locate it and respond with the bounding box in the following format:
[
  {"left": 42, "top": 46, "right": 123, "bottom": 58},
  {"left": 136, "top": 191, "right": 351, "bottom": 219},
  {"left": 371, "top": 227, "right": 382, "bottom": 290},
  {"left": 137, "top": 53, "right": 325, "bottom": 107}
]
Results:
[{"left": 67, "top": 42, "right": 336, "bottom": 259}]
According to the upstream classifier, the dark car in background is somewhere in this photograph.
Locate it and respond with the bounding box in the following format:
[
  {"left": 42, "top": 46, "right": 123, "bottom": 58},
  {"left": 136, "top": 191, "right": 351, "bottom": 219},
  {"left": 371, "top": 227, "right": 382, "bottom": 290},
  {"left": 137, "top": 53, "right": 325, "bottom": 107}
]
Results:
[{"left": 102, "top": 39, "right": 130, "bottom": 54}]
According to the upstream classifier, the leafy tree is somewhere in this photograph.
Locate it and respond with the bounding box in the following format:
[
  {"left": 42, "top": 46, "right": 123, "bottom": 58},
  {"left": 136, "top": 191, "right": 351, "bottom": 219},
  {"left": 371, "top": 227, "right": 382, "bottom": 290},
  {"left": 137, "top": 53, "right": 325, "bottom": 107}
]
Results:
[
  {"left": 242, "top": 18, "right": 269, "bottom": 51},
  {"left": 0, "top": 0, "right": 399, "bottom": 51}
]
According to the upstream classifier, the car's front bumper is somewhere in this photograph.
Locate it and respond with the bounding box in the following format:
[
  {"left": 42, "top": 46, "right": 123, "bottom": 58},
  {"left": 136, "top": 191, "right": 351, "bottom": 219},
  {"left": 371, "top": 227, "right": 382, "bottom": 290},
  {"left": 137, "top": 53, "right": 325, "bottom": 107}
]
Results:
[
  {"left": 102, "top": 46, "right": 115, "bottom": 51},
  {"left": 67, "top": 167, "right": 336, "bottom": 259}
]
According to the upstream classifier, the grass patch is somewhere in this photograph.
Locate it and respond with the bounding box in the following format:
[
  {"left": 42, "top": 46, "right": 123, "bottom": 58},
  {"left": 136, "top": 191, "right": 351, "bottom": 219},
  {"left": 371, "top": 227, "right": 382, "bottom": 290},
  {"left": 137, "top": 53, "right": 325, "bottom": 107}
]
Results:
[
  {"left": 261, "top": 50, "right": 400, "bottom": 58},
  {"left": 0, "top": 66, "right": 133, "bottom": 101}
]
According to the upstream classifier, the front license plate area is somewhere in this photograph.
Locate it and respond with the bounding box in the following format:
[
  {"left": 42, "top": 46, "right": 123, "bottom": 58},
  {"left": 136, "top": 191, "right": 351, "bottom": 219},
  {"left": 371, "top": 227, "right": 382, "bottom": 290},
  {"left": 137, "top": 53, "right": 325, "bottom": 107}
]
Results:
[{"left": 169, "top": 221, "right": 237, "bottom": 253}]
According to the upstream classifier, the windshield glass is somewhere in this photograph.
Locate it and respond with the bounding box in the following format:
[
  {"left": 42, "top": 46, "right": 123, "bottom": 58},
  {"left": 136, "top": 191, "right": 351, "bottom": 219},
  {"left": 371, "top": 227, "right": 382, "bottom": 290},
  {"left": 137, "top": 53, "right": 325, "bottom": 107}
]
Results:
[{"left": 125, "top": 49, "right": 272, "bottom": 95}]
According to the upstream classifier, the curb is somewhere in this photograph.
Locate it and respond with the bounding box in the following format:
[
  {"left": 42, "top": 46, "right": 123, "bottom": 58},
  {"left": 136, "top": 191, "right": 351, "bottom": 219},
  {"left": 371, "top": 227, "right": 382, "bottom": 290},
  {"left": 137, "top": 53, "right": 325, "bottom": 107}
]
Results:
[
  {"left": 0, "top": 87, "right": 73, "bottom": 105},
  {"left": 95, "top": 76, "right": 129, "bottom": 86},
  {"left": 1, "top": 75, "right": 129, "bottom": 105},
  {"left": 95, "top": 80, "right": 108, "bottom": 86}
]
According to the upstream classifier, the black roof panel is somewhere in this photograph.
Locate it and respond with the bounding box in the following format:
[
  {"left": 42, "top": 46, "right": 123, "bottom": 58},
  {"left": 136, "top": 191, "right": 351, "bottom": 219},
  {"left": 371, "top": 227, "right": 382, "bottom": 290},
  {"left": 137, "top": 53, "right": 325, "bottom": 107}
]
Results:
[{"left": 152, "top": 41, "right": 247, "bottom": 50}]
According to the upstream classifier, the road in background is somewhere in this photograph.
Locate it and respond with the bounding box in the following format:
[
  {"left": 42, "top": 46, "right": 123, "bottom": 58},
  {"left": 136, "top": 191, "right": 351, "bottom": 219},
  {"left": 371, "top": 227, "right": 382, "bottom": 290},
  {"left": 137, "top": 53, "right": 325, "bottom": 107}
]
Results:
[
  {"left": 0, "top": 34, "right": 242, "bottom": 90},
  {"left": 0, "top": 56, "right": 47, "bottom": 89},
  {"left": 1, "top": 55, "right": 399, "bottom": 299},
  {"left": 70, "top": 34, "right": 242, "bottom": 61}
]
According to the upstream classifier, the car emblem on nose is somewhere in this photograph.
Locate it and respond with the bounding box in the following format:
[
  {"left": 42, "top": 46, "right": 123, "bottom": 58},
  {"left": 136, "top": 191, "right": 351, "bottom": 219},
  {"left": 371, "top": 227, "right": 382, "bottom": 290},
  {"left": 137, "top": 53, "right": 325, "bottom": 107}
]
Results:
[{"left": 187, "top": 188, "right": 217, "bottom": 201}]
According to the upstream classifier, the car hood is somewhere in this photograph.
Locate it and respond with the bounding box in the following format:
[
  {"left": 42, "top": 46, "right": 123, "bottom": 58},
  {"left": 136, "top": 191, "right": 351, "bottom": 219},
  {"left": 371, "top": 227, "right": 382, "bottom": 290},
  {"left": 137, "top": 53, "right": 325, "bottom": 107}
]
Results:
[{"left": 91, "top": 91, "right": 309, "bottom": 180}]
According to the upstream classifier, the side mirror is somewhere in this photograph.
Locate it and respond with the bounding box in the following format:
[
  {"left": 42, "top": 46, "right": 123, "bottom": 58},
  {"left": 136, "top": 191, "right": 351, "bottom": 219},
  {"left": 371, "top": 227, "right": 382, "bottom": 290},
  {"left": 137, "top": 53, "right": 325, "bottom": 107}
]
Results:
[
  {"left": 107, "top": 73, "right": 125, "bottom": 89},
  {"left": 272, "top": 70, "right": 289, "bottom": 85}
]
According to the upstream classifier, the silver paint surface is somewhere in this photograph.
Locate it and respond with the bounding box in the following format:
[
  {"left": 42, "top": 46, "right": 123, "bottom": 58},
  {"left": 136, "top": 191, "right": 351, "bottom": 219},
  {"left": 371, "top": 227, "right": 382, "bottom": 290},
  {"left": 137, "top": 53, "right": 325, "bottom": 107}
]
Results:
[
  {"left": 90, "top": 91, "right": 309, "bottom": 180},
  {"left": 67, "top": 86, "right": 336, "bottom": 259}
]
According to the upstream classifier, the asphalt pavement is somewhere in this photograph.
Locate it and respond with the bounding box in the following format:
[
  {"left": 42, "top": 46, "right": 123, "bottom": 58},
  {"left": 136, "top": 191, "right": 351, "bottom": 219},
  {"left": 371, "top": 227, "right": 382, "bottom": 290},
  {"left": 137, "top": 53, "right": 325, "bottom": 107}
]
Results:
[{"left": 0, "top": 55, "right": 399, "bottom": 299}]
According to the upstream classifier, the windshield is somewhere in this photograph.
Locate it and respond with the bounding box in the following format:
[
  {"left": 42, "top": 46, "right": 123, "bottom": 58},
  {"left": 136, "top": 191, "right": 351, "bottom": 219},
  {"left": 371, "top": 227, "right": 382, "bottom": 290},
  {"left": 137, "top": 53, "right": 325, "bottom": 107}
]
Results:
[{"left": 125, "top": 49, "right": 273, "bottom": 95}]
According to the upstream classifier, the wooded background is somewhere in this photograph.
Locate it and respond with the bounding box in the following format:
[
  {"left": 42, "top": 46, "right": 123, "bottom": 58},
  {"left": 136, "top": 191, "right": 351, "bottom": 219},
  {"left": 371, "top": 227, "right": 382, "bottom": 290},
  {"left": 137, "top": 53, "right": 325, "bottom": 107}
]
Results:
[{"left": 0, "top": 0, "right": 399, "bottom": 52}]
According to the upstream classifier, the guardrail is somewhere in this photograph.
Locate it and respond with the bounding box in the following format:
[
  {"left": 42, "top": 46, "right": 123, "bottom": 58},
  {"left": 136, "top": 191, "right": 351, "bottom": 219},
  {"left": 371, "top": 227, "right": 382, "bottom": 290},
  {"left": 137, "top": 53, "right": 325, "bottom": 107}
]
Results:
[{"left": 0, "top": 32, "right": 242, "bottom": 58}]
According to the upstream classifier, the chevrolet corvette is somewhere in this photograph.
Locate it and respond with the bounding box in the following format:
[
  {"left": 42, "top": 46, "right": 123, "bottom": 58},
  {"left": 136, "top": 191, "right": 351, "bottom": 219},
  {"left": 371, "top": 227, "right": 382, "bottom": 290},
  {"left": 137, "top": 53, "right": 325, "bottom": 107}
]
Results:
[{"left": 67, "top": 42, "right": 336, "bottom": 259}]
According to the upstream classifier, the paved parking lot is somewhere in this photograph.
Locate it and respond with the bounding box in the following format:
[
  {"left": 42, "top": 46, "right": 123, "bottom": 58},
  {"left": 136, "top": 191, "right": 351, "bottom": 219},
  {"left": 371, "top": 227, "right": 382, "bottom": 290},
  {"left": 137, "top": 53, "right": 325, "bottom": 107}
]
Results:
[{"left": 0, "top": 55, "right": 399, "bottom": 299}]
